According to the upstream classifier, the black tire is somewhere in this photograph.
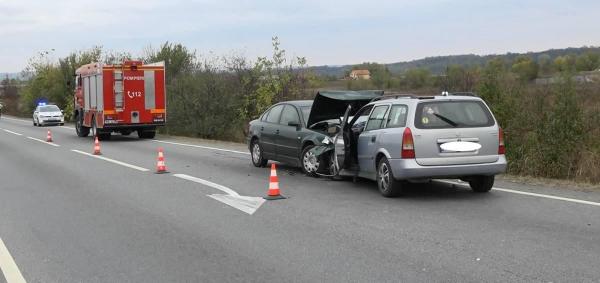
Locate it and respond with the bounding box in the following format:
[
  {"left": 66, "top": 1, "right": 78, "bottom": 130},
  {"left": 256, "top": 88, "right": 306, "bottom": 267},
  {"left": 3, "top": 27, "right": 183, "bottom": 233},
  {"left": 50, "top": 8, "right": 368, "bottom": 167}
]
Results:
[
  {"left": 33, "top": 119, "right": 37, "bottom": 126},
  {"left": 377, "top": 157, "right": 404, "bottom": 197},
  {"left": 75, "top": 114, "right": 90, "bottom": 137},
  {"left": 469, "top": 175, "right": 495, "bottom": 193},
  {"left": 60, "top": 123, "right": 64, "bottom": 126},
  {"left": 300, "top": 145, "right": 325, "bottom": 177},
  {"left": 121, "top": 131, "right": 132, "bottom": 136},
  {"left": 250, "top": 139, "right": 268, "bottom": 167},
  {"left": 137, "top": 130, "right": 156, "bottom": 139}
]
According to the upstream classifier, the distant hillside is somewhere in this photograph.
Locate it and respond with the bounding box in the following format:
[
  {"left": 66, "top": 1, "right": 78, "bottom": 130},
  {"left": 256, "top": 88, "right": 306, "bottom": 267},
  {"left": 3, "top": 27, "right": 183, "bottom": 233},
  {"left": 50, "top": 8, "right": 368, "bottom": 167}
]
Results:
[{"left": 310, "top": 46, "right": 600, "bottom": 77}]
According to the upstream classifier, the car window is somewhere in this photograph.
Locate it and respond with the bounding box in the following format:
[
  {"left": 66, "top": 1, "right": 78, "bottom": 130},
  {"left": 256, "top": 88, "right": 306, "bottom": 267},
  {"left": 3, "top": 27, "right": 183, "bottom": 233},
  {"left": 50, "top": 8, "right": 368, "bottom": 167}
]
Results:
[
  {"left": 415, "top": 100, "right": 494, "bottom": 129},
  {"left": 348, "top": 104, "right": 373, "bottom": 127},
  {"left": 365, "top": 105, "right": 389, "bottom": 131},
  {"left": 386, "top": 105, "right": 408, "bottom": 128},
  {"left": 280, "top": 105, "right": 300, "bottom": 126},
  {"left": 265, "top": 105, "right": 284, "bottom": 124}
]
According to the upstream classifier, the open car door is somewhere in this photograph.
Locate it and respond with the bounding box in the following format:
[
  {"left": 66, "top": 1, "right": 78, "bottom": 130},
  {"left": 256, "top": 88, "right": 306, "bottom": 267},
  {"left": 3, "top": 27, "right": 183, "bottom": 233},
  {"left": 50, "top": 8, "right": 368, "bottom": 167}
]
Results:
[{"left": 306, "top": 90, "right": 383, "bottom": 177}]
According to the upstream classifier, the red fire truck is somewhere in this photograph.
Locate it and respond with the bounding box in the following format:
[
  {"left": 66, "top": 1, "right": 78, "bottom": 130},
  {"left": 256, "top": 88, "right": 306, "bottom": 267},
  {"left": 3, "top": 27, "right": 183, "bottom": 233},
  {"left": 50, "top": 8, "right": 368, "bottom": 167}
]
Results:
[{"left": 73, "top": 60, "right": 166, "bottom": 140}]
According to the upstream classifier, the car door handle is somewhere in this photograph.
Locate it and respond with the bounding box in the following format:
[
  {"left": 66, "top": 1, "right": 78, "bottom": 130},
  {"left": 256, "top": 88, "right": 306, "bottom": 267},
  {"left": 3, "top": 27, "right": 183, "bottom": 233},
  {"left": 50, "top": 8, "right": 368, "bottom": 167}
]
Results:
[
  {"left": 371, "top": 136, "right": 376, "bottom": 142},
  {"left": 275, "top": 130, "right": 280, "bottom": 135},
  {"left": 260, "top": 126, "right": 264, "bottom": 131}
]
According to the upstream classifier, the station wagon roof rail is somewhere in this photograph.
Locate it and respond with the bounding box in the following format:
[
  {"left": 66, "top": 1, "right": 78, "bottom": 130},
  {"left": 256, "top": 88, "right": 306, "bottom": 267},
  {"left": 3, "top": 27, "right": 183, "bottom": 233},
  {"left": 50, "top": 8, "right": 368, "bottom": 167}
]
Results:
[{"left": 370, "top": 94, "right": 435, "bottom": 102}]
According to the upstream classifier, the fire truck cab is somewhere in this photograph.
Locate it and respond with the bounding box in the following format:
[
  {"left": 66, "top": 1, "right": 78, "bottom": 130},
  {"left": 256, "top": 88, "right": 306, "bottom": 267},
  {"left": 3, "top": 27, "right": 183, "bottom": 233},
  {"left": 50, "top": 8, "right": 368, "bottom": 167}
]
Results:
[{"left": 74, "top": 60, "right": 166, "bottom": 140}]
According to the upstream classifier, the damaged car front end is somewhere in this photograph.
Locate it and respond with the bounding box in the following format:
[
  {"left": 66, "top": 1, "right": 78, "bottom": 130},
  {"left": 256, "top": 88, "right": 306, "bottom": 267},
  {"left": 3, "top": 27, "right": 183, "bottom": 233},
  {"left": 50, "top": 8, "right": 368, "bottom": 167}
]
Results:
[{"left": 306, "top": 90, "right": 383, "bottom": 177}]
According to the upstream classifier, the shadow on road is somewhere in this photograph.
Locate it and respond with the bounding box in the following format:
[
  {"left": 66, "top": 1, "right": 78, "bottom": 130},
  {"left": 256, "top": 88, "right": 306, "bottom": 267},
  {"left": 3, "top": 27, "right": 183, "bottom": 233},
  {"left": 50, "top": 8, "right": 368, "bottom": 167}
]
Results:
[{"left": 272, "top": 162, "right": 493, "bottom": 201}]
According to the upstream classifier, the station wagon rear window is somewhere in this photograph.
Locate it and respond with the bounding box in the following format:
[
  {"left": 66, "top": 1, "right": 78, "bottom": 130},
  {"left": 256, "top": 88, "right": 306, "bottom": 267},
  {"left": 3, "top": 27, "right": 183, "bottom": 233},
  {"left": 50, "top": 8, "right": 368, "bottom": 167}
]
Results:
[{"left": 415, "top": 101, "right": 494, "bottom": 129}]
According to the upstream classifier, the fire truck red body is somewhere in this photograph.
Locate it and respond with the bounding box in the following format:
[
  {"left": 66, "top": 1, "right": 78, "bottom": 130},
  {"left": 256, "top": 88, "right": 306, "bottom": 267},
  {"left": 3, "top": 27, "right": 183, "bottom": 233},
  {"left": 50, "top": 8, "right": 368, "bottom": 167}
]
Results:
[{"left": 73, "top": 60, "right": 166, "bottom": 139}]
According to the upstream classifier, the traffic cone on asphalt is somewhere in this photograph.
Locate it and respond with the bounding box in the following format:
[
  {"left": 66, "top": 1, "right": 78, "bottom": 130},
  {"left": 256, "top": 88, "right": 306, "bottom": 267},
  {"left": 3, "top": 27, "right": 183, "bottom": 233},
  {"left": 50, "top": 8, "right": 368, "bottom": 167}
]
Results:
[
  {"left": 264, "top": 163, "right": 285, "bottom": 200},
  {"left": 155, "top": 147, "right": 169, "bottom": 174},
  {"left": 93, "top": 136, "right": 102, "bottom": 155},
  {"left": 46, "top": 130, "right": 53, "bottom": 142}
]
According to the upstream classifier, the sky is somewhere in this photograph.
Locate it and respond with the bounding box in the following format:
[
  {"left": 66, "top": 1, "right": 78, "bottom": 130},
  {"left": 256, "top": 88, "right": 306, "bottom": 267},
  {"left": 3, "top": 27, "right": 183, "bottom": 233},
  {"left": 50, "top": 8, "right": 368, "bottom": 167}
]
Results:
[{"left": 1, "top": 0, "right": 599, "bottom": 72}]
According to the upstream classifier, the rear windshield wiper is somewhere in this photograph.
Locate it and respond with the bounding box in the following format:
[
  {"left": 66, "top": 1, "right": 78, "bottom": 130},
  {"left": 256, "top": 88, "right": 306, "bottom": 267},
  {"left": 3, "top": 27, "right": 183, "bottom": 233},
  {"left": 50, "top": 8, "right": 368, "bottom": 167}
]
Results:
[{"left": 433, "top": 113, "right": 459, "bottom": 127}]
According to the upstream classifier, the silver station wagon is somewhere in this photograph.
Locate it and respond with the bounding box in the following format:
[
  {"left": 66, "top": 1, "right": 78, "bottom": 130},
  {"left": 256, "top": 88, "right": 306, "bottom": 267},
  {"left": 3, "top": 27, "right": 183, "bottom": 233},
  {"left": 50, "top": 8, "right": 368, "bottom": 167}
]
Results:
[{"left": 314, "top": 92, "right": 507, "bottom": 197}]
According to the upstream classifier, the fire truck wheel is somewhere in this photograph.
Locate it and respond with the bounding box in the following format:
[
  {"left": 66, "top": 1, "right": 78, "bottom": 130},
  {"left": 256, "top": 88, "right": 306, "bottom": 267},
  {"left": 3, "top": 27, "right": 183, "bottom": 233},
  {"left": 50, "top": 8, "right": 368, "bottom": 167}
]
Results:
[{"left": 76, "top": 114, "right": 90, "bottom": 137}]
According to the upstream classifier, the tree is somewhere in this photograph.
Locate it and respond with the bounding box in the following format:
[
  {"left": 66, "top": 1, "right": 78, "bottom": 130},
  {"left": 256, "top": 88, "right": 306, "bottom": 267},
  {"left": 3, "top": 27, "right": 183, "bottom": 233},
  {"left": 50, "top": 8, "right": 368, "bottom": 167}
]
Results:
[
  {"left": 536, "top": 73, "right": 584, "bottom": 178},
  {"left": 537, "top": 54, "right": 553, "bottom": 76},
  {"left": 575, "top": 52, "right": 600, "bottom": 72},
  {"left": 143, "top": 42, "right": 197, "bottom": 84},
  {"left": 553, "top": 55, "right": 576, "bottom": 73},
  {"left": 511, "top": 56, "right": 539, "bottom": 81},
  {"left": 403, "top": 68, "right": 430, "bottom": 89}
]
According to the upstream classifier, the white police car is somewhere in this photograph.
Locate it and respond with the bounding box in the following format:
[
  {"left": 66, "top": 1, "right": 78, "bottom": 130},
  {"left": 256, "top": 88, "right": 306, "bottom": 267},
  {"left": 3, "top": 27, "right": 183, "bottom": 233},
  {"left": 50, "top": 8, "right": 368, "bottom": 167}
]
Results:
[{"left": 33, "top": 103, "right": 64, "bottom": 126}]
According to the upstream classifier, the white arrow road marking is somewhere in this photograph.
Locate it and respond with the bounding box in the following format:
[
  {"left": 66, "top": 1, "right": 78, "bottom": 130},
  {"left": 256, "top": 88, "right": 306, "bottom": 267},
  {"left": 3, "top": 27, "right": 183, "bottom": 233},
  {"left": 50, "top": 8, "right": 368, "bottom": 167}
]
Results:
[
  {"left": 441, "top": 180, "right": 600, "bottom": 207},
  {"left": 1, "top": 129, "right": 23, "bottom": 136},
  {"left": 173, "top": 174, "right": 266, "bottom": 215},
  {"left": 26, "top": 136, "right": 59, "bottom": 147},
  {"left": 207, "top": 195, "right": 267, "bottom": 215},
  {"left": 0, "top": 238, "right": 26, "bottom": 283},
  {"left": 71, "top": 150, "right": 150, "bottom": 172},
  {"left": 152, "top": 140, "right": 250, "bottom": 155}
]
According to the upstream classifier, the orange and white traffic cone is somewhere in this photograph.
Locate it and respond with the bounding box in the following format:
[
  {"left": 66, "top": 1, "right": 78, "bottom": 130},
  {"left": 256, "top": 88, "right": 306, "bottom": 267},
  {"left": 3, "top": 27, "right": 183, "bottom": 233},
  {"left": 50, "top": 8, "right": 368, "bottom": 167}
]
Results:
[
  {"left": 46, "top": 130, "right": 53, "bottom": 142},
  {"left": 155, "top": 147, "right": 169, "bottom": 174},
  {"left": 264, "top": 163, "right": 285, "bottom": 200},
  {"left": 93, "top": 136, "right": 102, "bottom": 155}
]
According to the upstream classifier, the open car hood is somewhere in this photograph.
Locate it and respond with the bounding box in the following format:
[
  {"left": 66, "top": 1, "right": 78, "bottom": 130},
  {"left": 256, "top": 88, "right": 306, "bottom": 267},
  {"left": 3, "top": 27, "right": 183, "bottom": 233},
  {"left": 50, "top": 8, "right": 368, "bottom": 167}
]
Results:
[{"left": 306, "top": 90, "right": 383, "bottom": 127}]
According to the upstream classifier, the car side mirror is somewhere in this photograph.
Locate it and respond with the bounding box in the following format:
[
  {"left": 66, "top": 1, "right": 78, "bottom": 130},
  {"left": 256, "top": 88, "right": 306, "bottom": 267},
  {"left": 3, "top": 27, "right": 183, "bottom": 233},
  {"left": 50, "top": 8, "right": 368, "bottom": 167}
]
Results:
[
  {"left": 61, "top": 110, "right": 64, "bottom": 113},
  {"left": 288, "top": 121, "right": 300, "bottom": 129}
]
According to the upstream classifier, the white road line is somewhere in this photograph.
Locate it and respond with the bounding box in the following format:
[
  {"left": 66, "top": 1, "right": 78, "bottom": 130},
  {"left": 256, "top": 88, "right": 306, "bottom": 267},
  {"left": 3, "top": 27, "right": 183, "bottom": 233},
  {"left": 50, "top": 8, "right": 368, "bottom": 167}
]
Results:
[
  {"left": 152, "top": 140, "right": 250, "bottom": 155},
  {"left": 0, "top": 116, "right": 29, "bottom": 124},
  {"left": 71, "top": 149, "right": 150, "bottom": 172},
  {"left": 59, "top": 126, "right": 74, "bottom": 130},
  {"left": 173, "top": 174, "right": 240, "bottom": 196},
  {"left": 0, "top": 238, "right": 26, "bottom": 283},
  {"left": 2, "top": 129, "right": 23, "bottom": 136},
  {"left": 442, "top": 180, "right": 600, "bottom": 207},
  {"left": 26, "top": 136, "right": 60, "bottom": 147}
]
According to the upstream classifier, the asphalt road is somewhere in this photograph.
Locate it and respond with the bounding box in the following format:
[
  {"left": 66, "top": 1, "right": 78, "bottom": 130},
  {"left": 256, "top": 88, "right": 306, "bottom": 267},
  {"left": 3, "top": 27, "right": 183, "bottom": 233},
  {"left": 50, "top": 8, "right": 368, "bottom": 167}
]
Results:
[{"left": 1, "top": 115, "right": 599, "bottom": 282}]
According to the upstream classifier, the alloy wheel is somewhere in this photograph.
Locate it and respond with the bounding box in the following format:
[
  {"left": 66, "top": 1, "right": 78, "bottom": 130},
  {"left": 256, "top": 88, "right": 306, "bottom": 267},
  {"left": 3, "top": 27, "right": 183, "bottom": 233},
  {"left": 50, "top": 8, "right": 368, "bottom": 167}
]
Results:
[
  {"left": 252, "top": 143, "right": 261, "bottom": 164},
  {"left": 378, "top": 162, "right": 390, "bottom": 191}
]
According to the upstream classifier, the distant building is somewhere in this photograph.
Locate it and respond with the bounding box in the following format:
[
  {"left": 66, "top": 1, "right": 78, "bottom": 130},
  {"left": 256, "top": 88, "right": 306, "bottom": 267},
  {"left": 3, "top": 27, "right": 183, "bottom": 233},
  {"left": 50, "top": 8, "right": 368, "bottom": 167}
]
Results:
[{"left": 349, "top": 69, "right": 371, "bottom": 80}]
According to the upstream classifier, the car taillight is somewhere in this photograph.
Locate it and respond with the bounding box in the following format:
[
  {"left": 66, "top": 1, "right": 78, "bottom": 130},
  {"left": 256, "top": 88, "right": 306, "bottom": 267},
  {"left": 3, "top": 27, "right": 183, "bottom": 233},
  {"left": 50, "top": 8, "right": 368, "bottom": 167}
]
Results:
[
  {"left": 498, "top": 127, "right": 505, "bottom": 155},
  {"left": 401, "top": 127, "right": 415, "bottom": 159}
]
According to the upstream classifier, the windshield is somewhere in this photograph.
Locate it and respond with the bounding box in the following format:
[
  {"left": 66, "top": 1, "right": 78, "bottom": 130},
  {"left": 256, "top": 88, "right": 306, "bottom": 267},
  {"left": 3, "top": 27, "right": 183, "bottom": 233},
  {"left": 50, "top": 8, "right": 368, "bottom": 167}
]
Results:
[
  {"left": 415, "top": 100, "right": 494, "bottom": 129},
  {"left": 300, "top": 106, "right": 311, "bottom": 123},
  {"left": 39, "top": 105, "right": 60, "bottom": 112}
]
